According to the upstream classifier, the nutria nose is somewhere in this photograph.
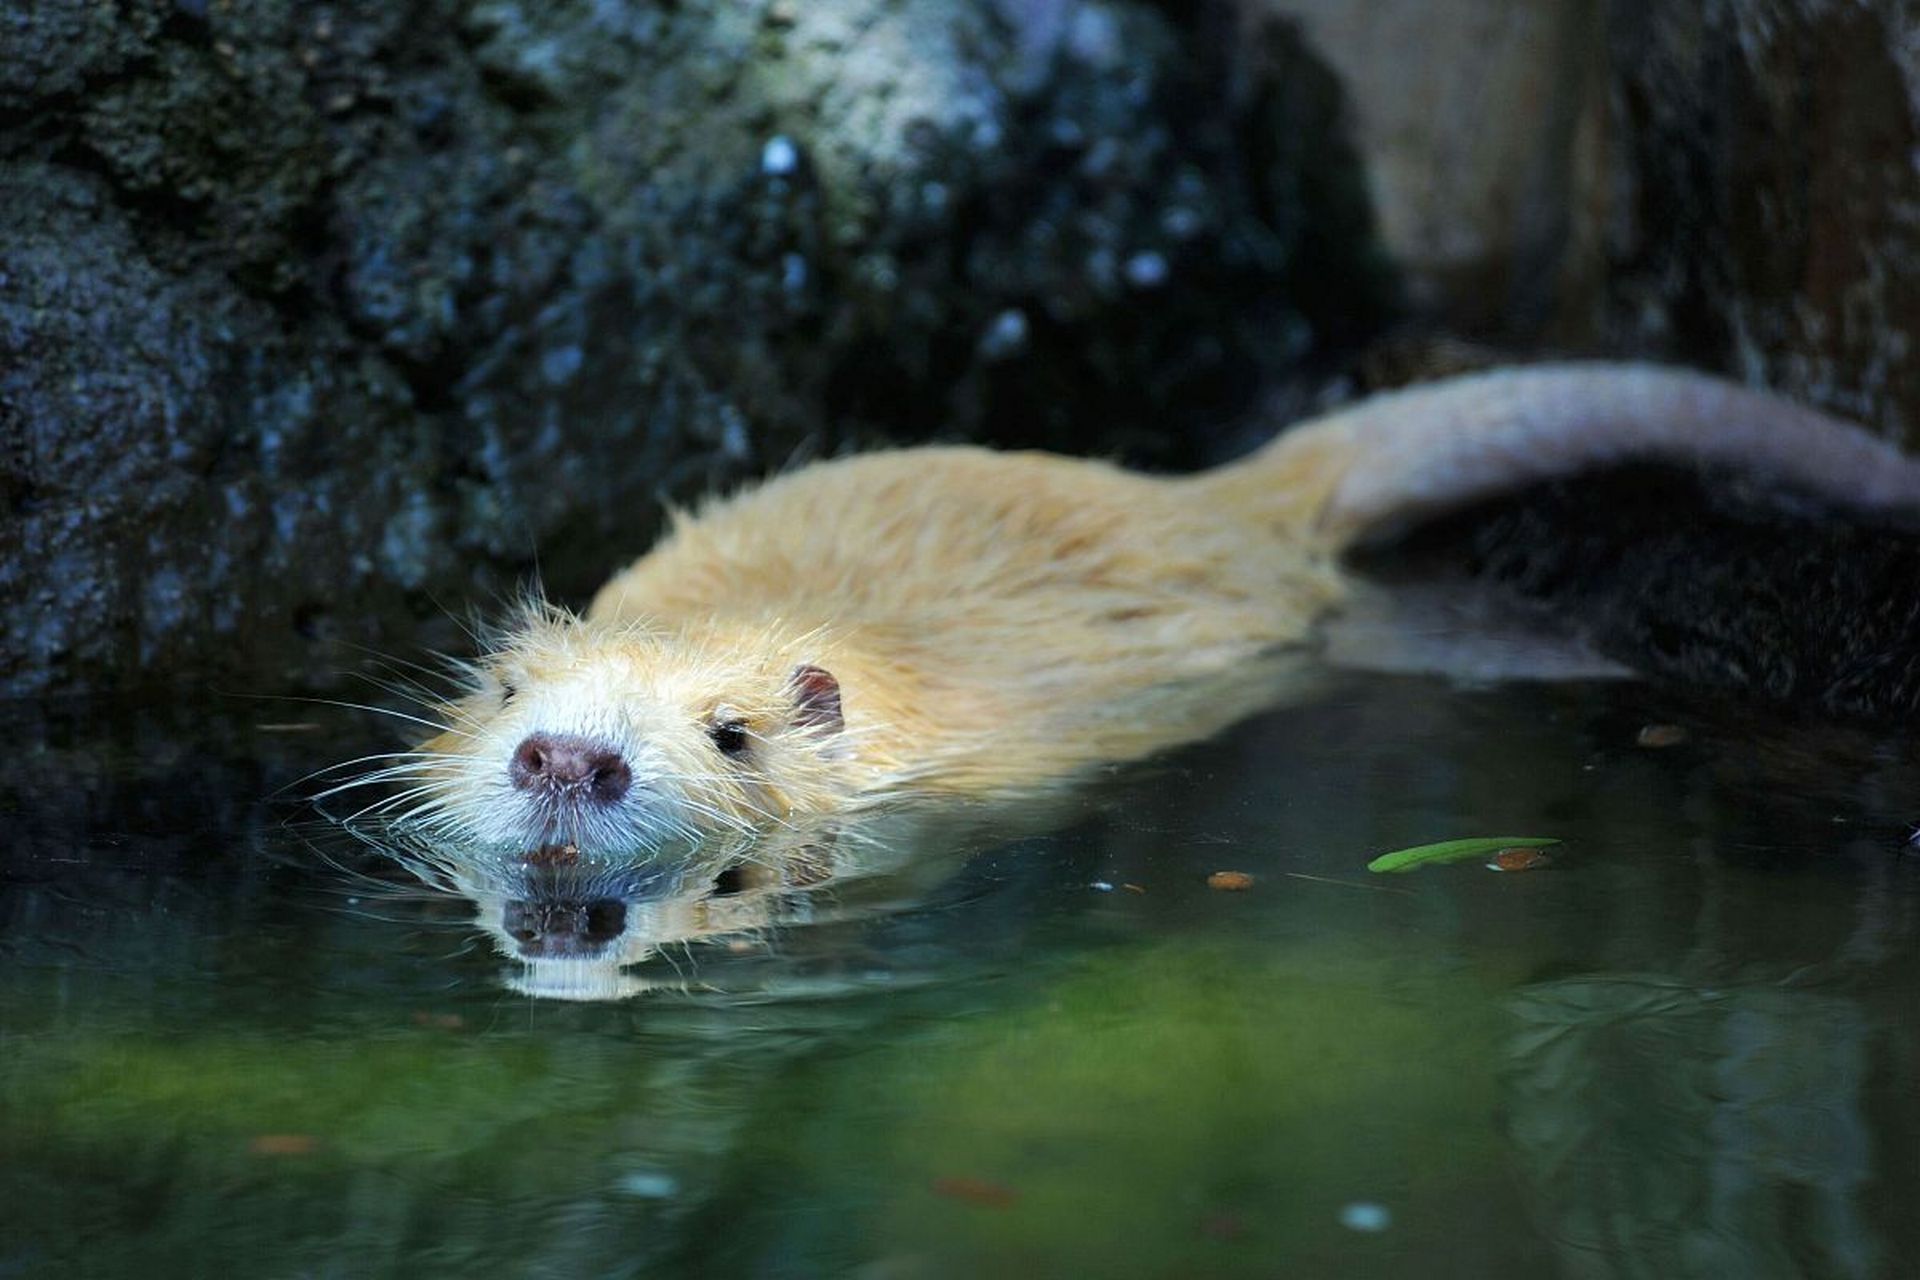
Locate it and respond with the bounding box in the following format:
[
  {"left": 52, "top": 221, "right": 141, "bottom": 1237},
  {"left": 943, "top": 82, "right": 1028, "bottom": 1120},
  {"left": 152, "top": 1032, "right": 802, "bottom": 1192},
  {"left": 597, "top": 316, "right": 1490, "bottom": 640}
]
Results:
[{"left": 509, "top": 733, "right": 632, "bottom": 805}]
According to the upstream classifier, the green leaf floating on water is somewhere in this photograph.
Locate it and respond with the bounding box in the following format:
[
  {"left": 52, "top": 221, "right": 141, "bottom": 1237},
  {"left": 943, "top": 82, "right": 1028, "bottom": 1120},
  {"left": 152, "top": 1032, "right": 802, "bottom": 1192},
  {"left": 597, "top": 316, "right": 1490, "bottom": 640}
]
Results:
[{"left": 1366, "top": 836, "right": 1560, "bottom": 874}]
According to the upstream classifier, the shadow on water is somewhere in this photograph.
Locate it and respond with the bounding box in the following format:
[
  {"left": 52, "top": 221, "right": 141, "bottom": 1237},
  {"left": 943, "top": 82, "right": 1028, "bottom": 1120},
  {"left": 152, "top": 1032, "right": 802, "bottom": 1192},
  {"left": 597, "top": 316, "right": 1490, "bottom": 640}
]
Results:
[{"left": 2, "top": 677, "right": 1919, "bottom": 1278}]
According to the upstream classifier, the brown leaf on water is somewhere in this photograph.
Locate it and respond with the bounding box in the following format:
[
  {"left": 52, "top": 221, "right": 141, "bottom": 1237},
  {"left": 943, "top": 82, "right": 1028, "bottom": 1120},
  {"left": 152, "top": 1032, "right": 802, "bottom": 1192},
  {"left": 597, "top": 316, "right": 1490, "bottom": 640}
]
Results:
[
  {"left": 248, "top": 1134, "right": 319, "bottom": 1157},
  {"left": 1487, "top": 846, "right": 1552, "bottom": 872},
  {"left": 1635, "top": 723, "right": 1689, "bottom": 748},
  {"left": 931, "top": 1176, "right": 1019, "bottom": 1208},
  {"left": 1207, "top": 870, "right": 1254, "bottom": 891},
  {"left": 1200, "top": 1212, "right": 1248, "bottom": 1240}
]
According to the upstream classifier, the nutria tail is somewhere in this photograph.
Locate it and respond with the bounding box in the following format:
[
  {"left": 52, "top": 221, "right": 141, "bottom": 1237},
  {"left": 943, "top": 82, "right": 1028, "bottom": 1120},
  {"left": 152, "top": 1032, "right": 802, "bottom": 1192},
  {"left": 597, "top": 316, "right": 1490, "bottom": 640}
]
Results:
[{"left": 1203, "top": 362, "right": 1920, "bottom": 551}]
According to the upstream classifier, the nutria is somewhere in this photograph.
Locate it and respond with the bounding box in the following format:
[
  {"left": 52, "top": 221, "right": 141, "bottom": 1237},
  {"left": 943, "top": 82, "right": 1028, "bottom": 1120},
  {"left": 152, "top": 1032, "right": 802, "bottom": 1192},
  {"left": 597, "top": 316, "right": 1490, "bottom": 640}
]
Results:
[{"left": 370, "top": 363, "right": 1920, "bottom": 854}]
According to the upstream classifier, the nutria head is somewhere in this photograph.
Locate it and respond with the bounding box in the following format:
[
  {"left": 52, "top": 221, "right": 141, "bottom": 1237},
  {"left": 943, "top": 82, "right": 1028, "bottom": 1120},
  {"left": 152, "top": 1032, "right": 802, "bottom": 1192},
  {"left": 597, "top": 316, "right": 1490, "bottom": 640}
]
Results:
[{"left": 403, "top": 609, "right": 850, "bottom": 854}]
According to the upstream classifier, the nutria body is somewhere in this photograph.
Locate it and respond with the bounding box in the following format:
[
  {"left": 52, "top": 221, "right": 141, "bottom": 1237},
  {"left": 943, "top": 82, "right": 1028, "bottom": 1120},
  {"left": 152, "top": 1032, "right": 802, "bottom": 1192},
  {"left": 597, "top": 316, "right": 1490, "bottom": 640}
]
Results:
[{"left": 400, "top": 363, "right": 1920, "bottom": 854}]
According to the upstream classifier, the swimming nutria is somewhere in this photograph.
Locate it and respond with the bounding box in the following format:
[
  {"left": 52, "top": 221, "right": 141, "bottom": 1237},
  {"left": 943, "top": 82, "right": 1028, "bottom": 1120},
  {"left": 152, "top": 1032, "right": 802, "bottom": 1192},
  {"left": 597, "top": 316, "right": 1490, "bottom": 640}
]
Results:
[{"left": 386, "top": 363, "right": 1920, "bottom": 854}]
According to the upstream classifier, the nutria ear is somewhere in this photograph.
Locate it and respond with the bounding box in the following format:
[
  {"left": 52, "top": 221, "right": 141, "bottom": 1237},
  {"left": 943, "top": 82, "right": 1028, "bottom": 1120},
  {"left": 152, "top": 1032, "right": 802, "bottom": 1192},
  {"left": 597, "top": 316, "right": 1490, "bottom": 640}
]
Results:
[{"left": 787, "top": 664, "right": 843, "bottom": 733}]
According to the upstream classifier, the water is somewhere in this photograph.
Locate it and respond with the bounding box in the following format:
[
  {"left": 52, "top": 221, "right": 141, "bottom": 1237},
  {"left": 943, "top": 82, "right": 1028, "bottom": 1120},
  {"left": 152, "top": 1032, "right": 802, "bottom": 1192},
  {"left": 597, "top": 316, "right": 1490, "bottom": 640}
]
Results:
[{"left": 4, "top": 675, "right": 1918, "bottom": 1279}]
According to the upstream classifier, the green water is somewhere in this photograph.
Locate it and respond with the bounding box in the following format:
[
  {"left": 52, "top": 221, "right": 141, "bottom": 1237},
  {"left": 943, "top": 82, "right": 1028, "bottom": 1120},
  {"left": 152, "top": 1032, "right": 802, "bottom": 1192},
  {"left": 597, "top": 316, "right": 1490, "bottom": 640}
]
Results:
[{"left": 3, "top": 676, "right": 1917, "bottom": 1279}]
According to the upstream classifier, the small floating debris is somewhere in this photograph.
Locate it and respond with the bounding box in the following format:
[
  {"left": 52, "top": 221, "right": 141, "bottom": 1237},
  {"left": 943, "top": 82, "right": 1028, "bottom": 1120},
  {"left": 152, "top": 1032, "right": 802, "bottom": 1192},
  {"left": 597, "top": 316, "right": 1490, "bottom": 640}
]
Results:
[
  {"left": 1089, "top": 880, "right": 1115, "bottom": 892},
  {"left": 1121, "top": 882, "right": 1147, "bottom": 894},
  {"left": 1486, "top": 846, "right": 1552, "bottom": 873},
  {"left": 931, "top": 1176, "right": 1019, "bottom": 1208},
  {"left": 1206, "top": 870, "right": 1254, "bottom": 891},
  {"left": 1338, "top": 1201, "right": 1392, "bottom": 1233},
  {"left": 1366, "top": 836, "right": 1559, "bottom": 874},
  {"left": 248, "top": 1134, "right": 319, "bottom": 1157},
  {"left": 1199, "top": 1212, "right": 1247, "bottom": 1240},
  {"left": 409, "top": 1011, "right": 465, "bottom": 1030},
  {"left": 1635, "top": 723, "right": 1689, "bottom": 748}
]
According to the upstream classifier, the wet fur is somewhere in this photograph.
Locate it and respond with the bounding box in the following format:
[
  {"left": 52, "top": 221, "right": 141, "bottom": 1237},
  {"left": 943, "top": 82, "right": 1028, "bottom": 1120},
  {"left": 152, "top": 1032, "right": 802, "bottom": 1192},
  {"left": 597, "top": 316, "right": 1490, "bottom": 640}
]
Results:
[{"left": 394, "top": 362, "right": 1920, "bottom": 850}]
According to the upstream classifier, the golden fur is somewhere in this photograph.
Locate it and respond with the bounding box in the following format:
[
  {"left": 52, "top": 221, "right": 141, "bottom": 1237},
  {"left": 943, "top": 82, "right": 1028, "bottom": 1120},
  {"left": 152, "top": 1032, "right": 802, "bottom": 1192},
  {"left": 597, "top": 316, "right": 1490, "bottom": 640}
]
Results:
[{"left": 398, "top": 362, "right": 1920, "bottom": 852}]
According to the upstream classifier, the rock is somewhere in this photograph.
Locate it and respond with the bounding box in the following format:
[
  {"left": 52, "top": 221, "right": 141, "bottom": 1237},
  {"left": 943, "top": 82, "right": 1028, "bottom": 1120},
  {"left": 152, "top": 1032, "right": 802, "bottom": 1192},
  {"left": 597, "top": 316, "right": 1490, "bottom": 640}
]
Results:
[
  {"left": 1260, "top": 0, "right": 1920, "bottom": 444},
  {"left": 1264, "top": 0, "right": 1608, "bottom": 334},
  {"left": 1603, "top": 1, "right": 1920, "bottom": 438},
  {"left": 1, "top": 0, "right": 1386, "bottom": 696}
]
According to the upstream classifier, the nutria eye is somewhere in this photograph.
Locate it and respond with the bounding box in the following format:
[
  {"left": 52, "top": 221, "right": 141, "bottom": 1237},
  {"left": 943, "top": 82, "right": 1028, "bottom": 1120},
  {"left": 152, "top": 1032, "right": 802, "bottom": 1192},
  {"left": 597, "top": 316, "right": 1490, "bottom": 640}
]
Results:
[
  {"left": 501, "top": 681, "right": 518, "bottom": 705},
  {"left": 709, "top": 719, "right": 750, "bottom": 756}
]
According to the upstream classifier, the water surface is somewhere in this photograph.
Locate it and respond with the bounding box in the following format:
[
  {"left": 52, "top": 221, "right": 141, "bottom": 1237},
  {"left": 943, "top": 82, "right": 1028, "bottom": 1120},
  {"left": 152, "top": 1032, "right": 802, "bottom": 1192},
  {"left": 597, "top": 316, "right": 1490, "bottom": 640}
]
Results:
[{"left": 3, "top": 676, "right": 1917, "bottom": 1278}]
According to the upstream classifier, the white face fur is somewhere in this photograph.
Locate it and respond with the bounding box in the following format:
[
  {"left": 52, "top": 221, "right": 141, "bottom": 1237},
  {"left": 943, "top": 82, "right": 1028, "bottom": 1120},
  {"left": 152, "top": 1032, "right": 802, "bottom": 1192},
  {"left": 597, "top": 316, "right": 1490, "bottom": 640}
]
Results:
[{"left": 405, "top": 618, "right": 846, "bottom": 855}]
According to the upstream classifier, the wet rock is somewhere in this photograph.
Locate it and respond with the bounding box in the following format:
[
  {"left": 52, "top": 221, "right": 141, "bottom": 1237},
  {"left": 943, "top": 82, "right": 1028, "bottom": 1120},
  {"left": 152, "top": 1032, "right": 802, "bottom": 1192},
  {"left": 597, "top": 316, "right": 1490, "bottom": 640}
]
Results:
[
  {"left": 1, "top": 0, "right": 1386, "bottom": 697},
  {"left": 1264, "top": 0, "right": 1920, "bottom": 443},
  {"left": 1266, "top": 0, "right": 1609, "bottom": 335},
  {"left": 1603, "top": 1, "right": 1920, "bottom": 437}
]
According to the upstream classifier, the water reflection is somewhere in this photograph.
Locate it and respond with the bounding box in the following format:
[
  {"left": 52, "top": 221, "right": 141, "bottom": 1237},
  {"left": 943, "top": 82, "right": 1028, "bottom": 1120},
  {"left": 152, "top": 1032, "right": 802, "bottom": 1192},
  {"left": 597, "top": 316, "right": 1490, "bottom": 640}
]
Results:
[
  {"left": 351, "top": 800, "right": 1057, "bottom": 1001},
  {"left": 4, "top": 684, "right": 1918, "bottom": 1277},
  {"left": 1505, "top": 975, "right": 1878, "bottom": 1279}
]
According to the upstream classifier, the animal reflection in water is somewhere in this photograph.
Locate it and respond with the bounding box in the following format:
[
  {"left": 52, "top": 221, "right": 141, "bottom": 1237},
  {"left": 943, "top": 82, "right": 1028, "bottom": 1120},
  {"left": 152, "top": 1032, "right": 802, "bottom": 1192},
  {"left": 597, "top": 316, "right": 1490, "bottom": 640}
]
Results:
[{"left": 361, "top": 803, "right": 1003, "bottom": 1001}]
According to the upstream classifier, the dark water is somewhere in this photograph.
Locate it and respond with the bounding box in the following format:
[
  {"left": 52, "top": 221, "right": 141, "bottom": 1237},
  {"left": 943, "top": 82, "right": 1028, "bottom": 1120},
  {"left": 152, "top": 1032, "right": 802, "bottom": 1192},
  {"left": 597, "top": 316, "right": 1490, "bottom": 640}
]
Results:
[{"left": 4, "top": 675, "right": 1919, "bottom": 1279}]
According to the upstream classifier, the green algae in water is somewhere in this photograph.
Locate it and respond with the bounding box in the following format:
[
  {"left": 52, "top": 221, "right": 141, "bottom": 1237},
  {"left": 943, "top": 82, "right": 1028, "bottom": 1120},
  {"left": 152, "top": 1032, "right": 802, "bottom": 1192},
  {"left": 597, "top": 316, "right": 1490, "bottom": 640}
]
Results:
[
  {"left": 1365, "top": 836, "right": 1560, "bottom": 874},
  {"left": 777, "top": 937, "right": 1529, "bottom": 1279},
  {"left": 8, "top": 681, "right": 1920, "bottom": 1278}
]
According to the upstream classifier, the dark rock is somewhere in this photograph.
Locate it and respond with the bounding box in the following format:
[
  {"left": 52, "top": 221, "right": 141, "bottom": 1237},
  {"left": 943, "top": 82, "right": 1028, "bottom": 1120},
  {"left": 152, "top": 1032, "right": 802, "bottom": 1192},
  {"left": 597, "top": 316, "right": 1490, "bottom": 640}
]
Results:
[
  {"left": 1, "top": 0, "right": 1386, "bottom": 697},
  {"left": 1600, "top": 2, "right": 1920, "bottom": 436}
]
